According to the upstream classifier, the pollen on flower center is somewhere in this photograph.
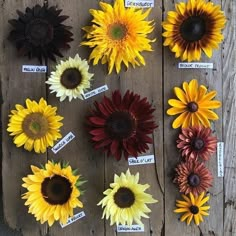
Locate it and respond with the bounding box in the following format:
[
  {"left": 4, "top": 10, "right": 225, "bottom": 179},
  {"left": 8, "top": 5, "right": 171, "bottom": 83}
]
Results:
[
  {"left": 114, "top": 187, "right": 135, "bottom": 208},
  {"left": 188, "top": 173, "right": 200, "bottom": 187},
  {"left": 192, "top": 138, "right": 205, "bottom": 150},
  {"left": 22, "top": 112, "right": 49, "bottom": 139},
  {"left": 187, "top": 102, "right": 199, "bottom": 112},
  {"left": 180, "top": 16, "right": 206, "bottom": 42},
  {"left": 108, "top": 23, "right": 127, "bottom": 41},
  {"left": 189, "top": 205, "right": 199, "bottom": 214},
  {"left": 61, "top": 68, "right": 82, "bottom": 89}
]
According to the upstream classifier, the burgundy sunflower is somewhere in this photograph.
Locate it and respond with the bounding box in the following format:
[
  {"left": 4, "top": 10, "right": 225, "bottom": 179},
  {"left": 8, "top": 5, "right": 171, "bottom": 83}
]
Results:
[
  {"left": 177, "top": 126, "right": 217, "bottom": 161},
  {"left": 174, "top": 160, "right": 213, "bottom": 196},
  {"left": 8, "top": 4, "right": 73, "bottom": 63},
  {"left": 88, "top": 90, "right": 157, "bottom": 160}
]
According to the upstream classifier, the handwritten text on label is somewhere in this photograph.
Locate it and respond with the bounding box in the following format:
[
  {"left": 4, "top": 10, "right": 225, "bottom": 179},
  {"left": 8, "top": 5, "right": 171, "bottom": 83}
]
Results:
[
  {"left": 125, "top": 0, "right": 154, "bottom": 8},
  {"left": 22, "top": 65, "right": 47, "bottom": 73},
  {"left": 217, "top": 142, "right": 224, "bottom": 177},
  {"left": 178, "top": 63, "right": 213, "bottom": 69},
  {"left": 128, "top": 155, "right": 155, "bottom": 166},
  {"left": 117, "top": 224, "right": 144, "bottom": 232},
  {"left": 83, "top": 85, "right": 108, "bottom": 99},
  {"left": 60, "top": 211, "right": 85, "bottom": 228}
]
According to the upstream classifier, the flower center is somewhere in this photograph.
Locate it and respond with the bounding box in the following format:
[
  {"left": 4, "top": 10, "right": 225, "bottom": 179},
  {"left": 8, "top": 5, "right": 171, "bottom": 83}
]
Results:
[
  {"left": 105, "top": 111, "right": 135, "bottom": 139},
  {"left": 41, "top": 175, "right": 72, "bottom": 205},
  {"left": 25, "top": 18, "right": 53, "bottom": 46},
  {"left": 114, "top": 187, "right": 135, "bottom": 208},
  {"left": 60, "top": 68, "right": 82, "bottom": 89},
  {"left": 187, "top": 102, "right": 198, "bottom": 112},
  {"left": 180, "top": 16, "right": 206, "bottom": 42},
  {"left": 188, "top": 173, "right": 200, "bottom": 187},
  {"left": 192, "top": 138, "right": 205, "bottom": 150},
  {"left": 22, "top": 112, "right": 49, "bottom": 139},
  {"left": 189, "top": 205, "right": 199, "bottom": 214},
  {"left": 108, "top": 23, "right": 127, "bottom": 40}
]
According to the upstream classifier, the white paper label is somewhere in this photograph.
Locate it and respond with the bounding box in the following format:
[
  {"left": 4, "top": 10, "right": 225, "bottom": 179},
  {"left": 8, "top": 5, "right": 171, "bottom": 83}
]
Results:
[
  {"left": 178, "top": 63, "right": 213, "bottom": 69},
  {"left": 51, "top": 132, "right": 75, "bottom": 154},
  {"left": 125, "top": 0, "right": 154, "bottom": 8},
  {"left": 128, "top": 155, "right": 155, "bottom": 166},
  {"left": 22, "top": 65, "right": 47, "bottom": 73},
  {"left": 60, "top": 211, "right": 85, "bottom": 228},
  {"left": 217, "top": 142, "right": 224, "bottom": 177},
  {"left": 83, "top": 85, "right": 108, "bottom": 99},
  {"left": 117, "top": 225, "right": 144, "bottom": 232}
]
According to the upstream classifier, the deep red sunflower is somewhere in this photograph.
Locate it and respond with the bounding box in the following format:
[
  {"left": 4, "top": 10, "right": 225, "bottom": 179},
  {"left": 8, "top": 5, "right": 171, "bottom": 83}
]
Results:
[
  {"left": 8, "top": 4, "right": 73, "bottom": 63},
  {"left": 88, "top": 90, "right": 157, "bottom": 160},
  {"left": 177, "top": 126, "right": 217, "bottom": 161},
  {"left": 174, "top": 160, "right": 213, "bottom": 196}
]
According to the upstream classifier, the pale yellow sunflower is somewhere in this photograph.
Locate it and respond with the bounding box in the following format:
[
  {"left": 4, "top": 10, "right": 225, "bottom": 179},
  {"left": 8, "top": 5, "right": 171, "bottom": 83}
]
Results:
[
  {"left": 22, "top": 161, "right": 84, "bottom": 226},
  {"left": 162, "top": 0, "right": 226, "bottom": 61},
  {"left": 98, "top": 169, "right": 157, "bottom": 226},
  {"left": 167, "top": 79, "right": 221, "bottom": 128},
  {"left": 46, "top": 54, "right": 94, "bottom": 102},
  {"left": 174, "top": 192, "right": 210, "bottom": 225},
  {"left": 7, "top": 98, "right": 63, "bottom": 153},
  {"left": 81, "top": 0, "right": 155, "bottom": 74}
]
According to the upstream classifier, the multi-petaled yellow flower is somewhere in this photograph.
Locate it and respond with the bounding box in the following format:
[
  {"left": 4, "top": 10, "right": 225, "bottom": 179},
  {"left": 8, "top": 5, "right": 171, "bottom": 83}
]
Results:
[
  {"left": 162, "top": 0, "right": 226, "bottom": 61},
  {"left": 81, "top": 0, "right": 155, "bottom": 74},
  {"left": 22, "top": 161, "right": 84, "bottom": 226},
  {"left": 7, "top": 98, "right": 63, "bottom": 153},
  {"left": 167, "top": 79, "right": 221, "bottom": 128}
]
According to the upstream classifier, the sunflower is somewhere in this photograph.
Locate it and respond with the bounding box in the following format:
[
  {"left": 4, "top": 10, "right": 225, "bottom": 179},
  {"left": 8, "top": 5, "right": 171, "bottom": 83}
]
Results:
[
  {"left": 98, "top": 169, "right": 157, "bottom": 226},
  {"left": 162, "top": 0, "right": 226, "bottom": 61},
  {"left": 8, "top": 4, "right": 73, "bottom": 63},
  {"left": 88, "top": 90, "right": 157, "bottom": 160},
  {"left": 46, "top": 54, "right": 94, "bottom": 102},
  {"left": 174, "top": 192, "right": 210, "bottom": 225},
  {"left": 177, "top": 126, "right": 217, "bottom": 161},
  {"left": 81, "top": 0, "right": 155, "bottom": 74},
  {"left": 167, "top": 79, "right": 221, "bottom": 129},
  {"left": 22, "top": 161, "right": 84, "bottom": 226},
  {"left": 7, "top": 98, "right": 63, "bottom": 153},
  {"left": 174, "top": 160, "right": 213, "bottom": 196}
]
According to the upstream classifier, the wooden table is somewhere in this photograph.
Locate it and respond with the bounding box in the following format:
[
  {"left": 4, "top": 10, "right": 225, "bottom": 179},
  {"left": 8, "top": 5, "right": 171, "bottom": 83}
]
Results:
[{"left": 0, "top": 0, "right": 235, "bottom": 235}]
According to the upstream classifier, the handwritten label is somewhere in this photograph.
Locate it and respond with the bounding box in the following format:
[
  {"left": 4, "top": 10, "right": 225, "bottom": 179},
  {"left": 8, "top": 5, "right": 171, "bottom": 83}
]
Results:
[
  {"left": 22, "top": 65, "right": 47, "bottom": 73},
  {"left": 125, "top": 0, "right": 154, "bottom": 8},
  {"left": 217, "top": 142, "right": 224, "bottom": 177},
  {"left": 60, "top": 211, "right": 85, "bottom": 228},
  {"left": 51, "top": 132, "right": 75, "bottom": 154},
  {"left": 128, "top": 155, "right": 155, "bottom": 166},
  {"left": 178, "top": 63, "right": 213, "bottom": 69},
  {"left": 83, "top": 85, "right": 108, "bottom": 99},
  {"left": 117, "top": 225, "right": 144, "bottom": 232}
]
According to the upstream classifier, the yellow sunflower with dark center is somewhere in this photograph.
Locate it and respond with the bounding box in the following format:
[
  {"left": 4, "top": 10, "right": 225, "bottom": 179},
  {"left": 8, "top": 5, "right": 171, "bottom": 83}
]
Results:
[
  {"left": 81, "top": 0, "right": 155, "bottom": 74},
  {"left": 174, "top": 192, "right": 210, "bottom": 225},
  {"left": 7, "top": 98, "right": 63, "bottom": 153},
  {"left": 98, "top": 169, "right": 157, "bottom": 226},
  {"left": 22, "top": 161, "right": 84, "bottom": 226},
  {"left": 167, "top": 79, "right": 221, "bottom": 128},
  {"left": 162, "top": 0, "right": 226, "bottom": 61}
]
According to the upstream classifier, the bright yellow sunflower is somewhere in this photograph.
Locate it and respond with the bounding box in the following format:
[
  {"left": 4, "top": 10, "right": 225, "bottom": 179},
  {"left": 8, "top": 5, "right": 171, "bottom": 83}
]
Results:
[
  {"left": 174, "top": 192, "right": 210, "bottom": 225},
  {"left": 22, "top": 161, "right": 84, "bottom": 226},
  {"left": 167, "top": 79, "right": 221, "bottom": 129},
  {"left": 81, "top": 0, "right": 155, "bottom": 74},
  {"left": 7, "top": 98, "right": 63, "bottom": 153},
  {"left": 98, "top": 169, "right": 157, "bottom": 226},
  {"left": 46, "top": 54, "right": 94, "bottom": 102},
  {"left": 162, "top": 0, "right": 226, "bottom": 61}
]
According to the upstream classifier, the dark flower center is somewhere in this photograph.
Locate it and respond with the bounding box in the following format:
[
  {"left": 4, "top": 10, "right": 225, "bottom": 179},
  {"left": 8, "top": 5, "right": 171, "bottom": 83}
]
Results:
[
  {"left": 108, "top": 23, "right": 127, "bottom": 40},
  {"left": 114, "top": 187, "right": 135, "bottom": 208},
  {"left": 25, "top": 18, "right": 53, "bottom": 46},
  {"left": 22, "top": 112, "right": 49, "bottom": 139},
  {"left": 105, "top": 111, "right": 135, "bottom": 139},
  {"left": 188, "top": 173, "right": 200, "bottom": 187},
  {"left": 180, "top": 16, "right": 206, "bottom": 42},
  {"left": 192, "top": 138, "right": 205, "bottom": 150},
  {"left": 187, "top": 102, "right": 198, "bottom": 112},
  {"left": 189, "top": 205, "right": 199, "bottom": 214},
  {"left": 60, "top": 68, "right": 82, "bottom": 89},
  {"left": 41, "top": 175, "right": 72, "bottom": 205}
]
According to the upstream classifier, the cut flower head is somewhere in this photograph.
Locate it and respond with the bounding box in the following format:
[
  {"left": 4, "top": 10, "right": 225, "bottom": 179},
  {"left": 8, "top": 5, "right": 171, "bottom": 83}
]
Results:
[{"left": 81, "top": 0, "right": 155, "bottom": 74}]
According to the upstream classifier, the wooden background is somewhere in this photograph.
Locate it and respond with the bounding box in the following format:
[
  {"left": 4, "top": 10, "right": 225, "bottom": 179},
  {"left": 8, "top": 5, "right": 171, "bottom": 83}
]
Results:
[{"left": 0, "top": 0, "right": 235, "bottom": 235}]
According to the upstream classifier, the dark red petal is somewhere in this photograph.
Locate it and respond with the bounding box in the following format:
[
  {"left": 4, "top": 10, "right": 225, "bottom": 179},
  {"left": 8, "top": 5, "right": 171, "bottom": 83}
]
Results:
[{"left": 89, "top": 117, "right": 106, "bottom": 126}]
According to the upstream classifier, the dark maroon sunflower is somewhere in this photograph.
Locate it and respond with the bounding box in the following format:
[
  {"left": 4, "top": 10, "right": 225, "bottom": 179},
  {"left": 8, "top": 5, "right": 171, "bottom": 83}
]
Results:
[
  {"left": 177, "top": 126, "right": 217, "bottom": 161},
  {"left": 88, "top": 90, "right": 157, "bottom": 161},
  {"left": 174, "top": 160, "right": 213, "bottom": 196},
  {"left": 8, "top": 4, "right": 73, "bottom": 63}
]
